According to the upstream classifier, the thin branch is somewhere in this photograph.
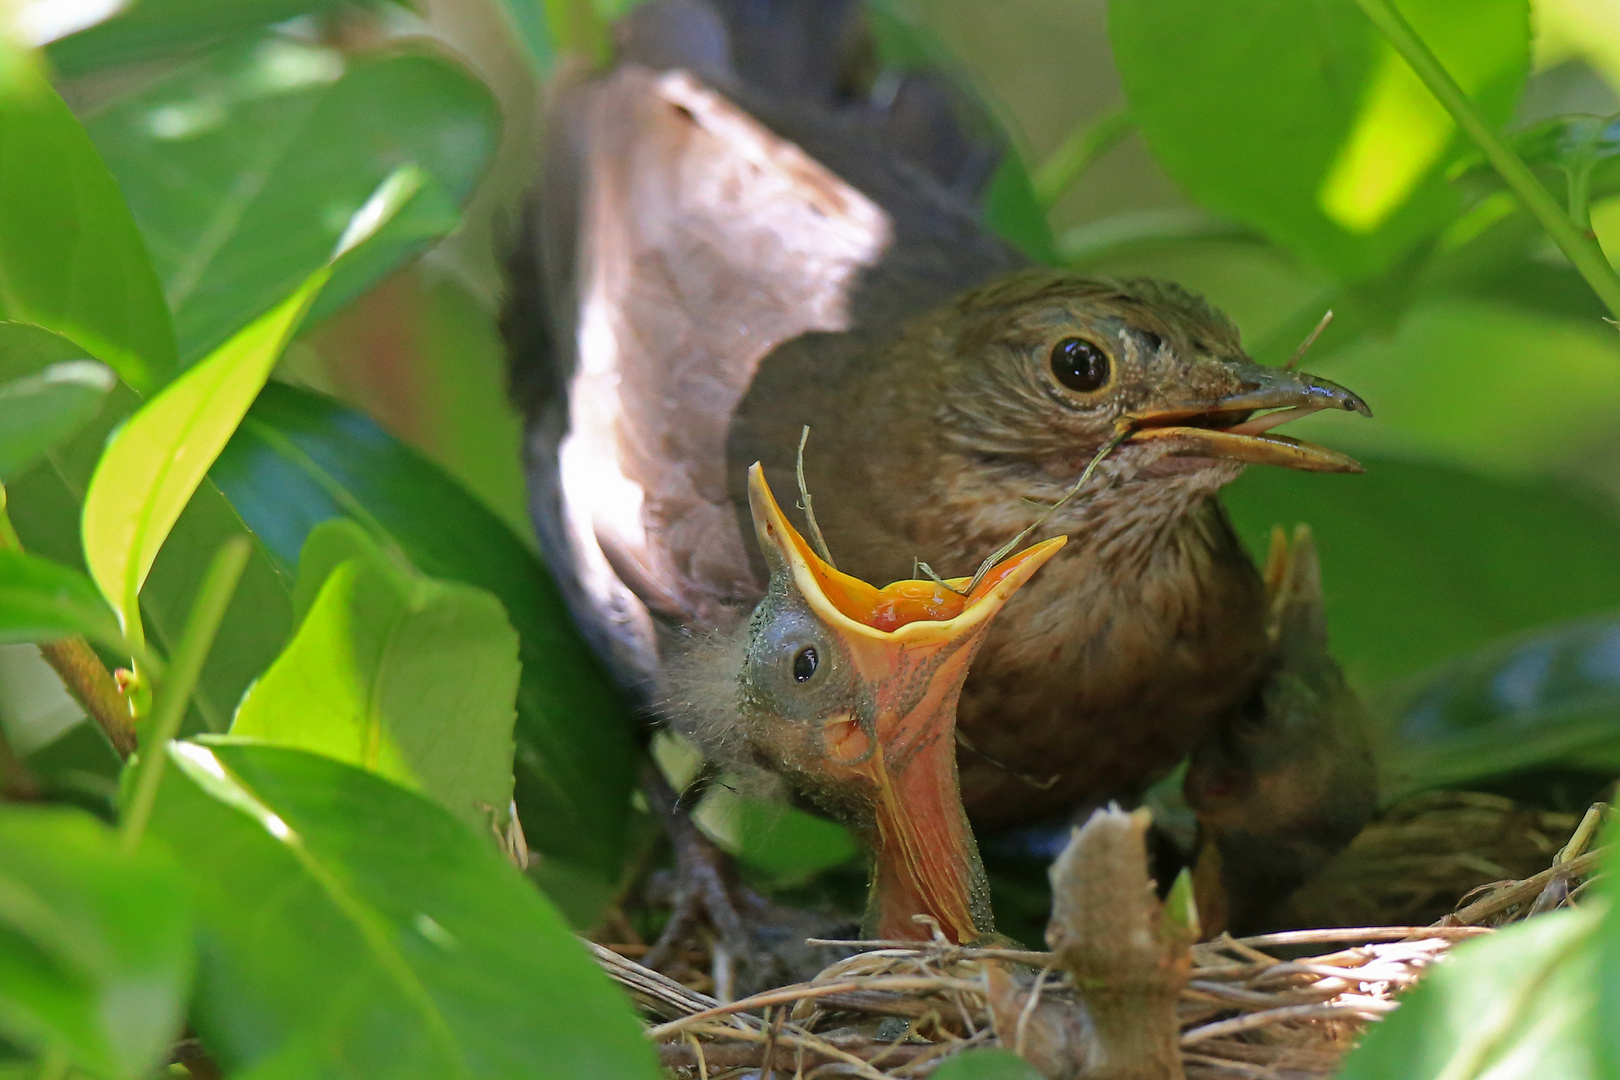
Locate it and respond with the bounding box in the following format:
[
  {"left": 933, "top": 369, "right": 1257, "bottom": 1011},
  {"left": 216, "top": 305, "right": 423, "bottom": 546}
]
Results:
[
  {"left": 120, "top": 537, "right": 251, "bottom": 853},
  {"left": 0, "top": 483, "right": 137, "bottom": 756},
  {"left": 1033, "top": 106, "right": 1135, "bottom": 209},
  {"left": 1351, "top": 0, "right": 1620, "bottom": 322},
  {"left": 38, "top": 638, "right": 136, "bottom": 757},
  {"left": 795, "top": 427, "right": 837, "bottom": 569},
  {"left": 1284, "top": 309, "right": 1334, "bottom": 371}
]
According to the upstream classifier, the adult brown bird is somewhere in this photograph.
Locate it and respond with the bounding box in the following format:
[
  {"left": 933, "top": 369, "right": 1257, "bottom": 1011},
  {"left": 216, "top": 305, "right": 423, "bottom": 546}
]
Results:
[
  {"left": 504, "top": 0, "right": 1372, "bottom": 956},
  {"left": 690, "top": 465, "right": 1065, "bottom": 944}
]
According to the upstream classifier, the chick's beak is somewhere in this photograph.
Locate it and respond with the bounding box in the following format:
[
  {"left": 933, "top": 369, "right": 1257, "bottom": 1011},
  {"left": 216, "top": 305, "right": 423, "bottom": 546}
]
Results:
[
  {"left": 748, "top": 464, "right": 1065, "bottom": 942},
  {"left": 1126, "top": 362, "right": 1371, "bottom": 473}
]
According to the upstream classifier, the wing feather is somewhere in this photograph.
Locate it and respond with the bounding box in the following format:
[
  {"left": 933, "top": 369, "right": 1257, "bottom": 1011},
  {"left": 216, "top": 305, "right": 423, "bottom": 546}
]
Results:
[{"left": 524, "top": 66, "right": 894, "bottom": 696}]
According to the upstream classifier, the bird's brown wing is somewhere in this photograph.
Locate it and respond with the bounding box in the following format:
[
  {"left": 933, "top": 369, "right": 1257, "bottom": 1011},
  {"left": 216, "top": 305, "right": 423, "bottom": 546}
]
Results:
[{"left": 513, "top": 64, "right": 895, "bottom": 697}]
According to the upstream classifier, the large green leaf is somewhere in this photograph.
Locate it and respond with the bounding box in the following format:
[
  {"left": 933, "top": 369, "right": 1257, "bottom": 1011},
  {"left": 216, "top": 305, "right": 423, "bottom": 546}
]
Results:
[
  {"left": 0, "top": 322, "right": 84, "bottom": 383},
  {"left": 7, "top": 381, "right": 293, "bottom": 733},
  {"left": 212, "top": 383, "right": 636, "bottom": 875},
  {"left": 0, "top": 36, "right": 175, "bottom": 390},
  {"left": 0, "top": 551, "right": 125, "bottom": 654},
  {"left": 0, "top": 807, "right": 192, "bottom": 1080},
  {"left": 233, "top": 524, "right": 520, "bottom": 830},
  {"left": 81, "top": 274, "right": 325, "bottom": 636},
  {"left": 1338, "top": 902, "right": 1605, "bottom": 1080},
  {"left": 1377, "top": 614, "right": 1620, "bottom": 798},
  {"left": 1110, "top": 0, "right": 1530, "bottom": 280},
  {"left": 0, "top": 362, "right": 114, "bottom": 480},
  {"left": 1225, "top": 455, "right": 1620, "bottom": 687},
  {"left": 47, "top": 0, "right": 346, "bottom": 76},
  {"left": 150, "top": 740, "right": 659, "bottom": 1080},
  {"left": 82, "top": 36, "right": 500, "bottom": 363}
]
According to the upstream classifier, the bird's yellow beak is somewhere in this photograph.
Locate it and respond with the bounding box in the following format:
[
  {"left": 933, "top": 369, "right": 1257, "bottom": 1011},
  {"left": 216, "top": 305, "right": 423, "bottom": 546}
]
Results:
[{"left": 747, "top": 464, "right": 1064, "bottom": 942}]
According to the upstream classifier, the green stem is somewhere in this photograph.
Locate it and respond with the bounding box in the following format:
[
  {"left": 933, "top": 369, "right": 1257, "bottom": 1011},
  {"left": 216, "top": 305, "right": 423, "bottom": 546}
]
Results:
[
  {"left": 119, "top": 536, "right": 251, "bottom": 854},
  {"left": 1, "top": 484, "right": 140, "bottom": 756},
  {"left": 1350, "top": 0, "right": 1620, "bottom": 321},
  {"left": 1032, "top": 106, "right": 1135, "bottom": 210}
]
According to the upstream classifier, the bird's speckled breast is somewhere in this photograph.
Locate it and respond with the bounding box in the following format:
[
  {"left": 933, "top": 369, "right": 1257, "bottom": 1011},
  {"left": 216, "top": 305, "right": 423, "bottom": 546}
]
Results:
[{"left": 951, "top": 497, "right": 1267, "bottom": 826}]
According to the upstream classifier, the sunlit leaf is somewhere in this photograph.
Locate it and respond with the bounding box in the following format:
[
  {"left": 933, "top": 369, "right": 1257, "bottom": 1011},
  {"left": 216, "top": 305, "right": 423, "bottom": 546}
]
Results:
[
  {"left": 0, "top": 551, "right": 125, "bottom": 654},
  {"left": 0, "top": 34, "right": 175, "bottom": 390},
  {"left": 213, "top": 383, "right": 637, "bottom": 876},
  {"left": 1225, "top": 455, "right": 1620, "bottom": 686},
  {"left": 0, "top": 807, "right": 192, "bottom": 1080},
  {"left": 83, "top": 36, "right": 499, "bottom": 363},
  {"left": 81, "top": 273, "right": 326, "bottom": 635},
  {"left": 1338, "top": 903, "right": 1605, "bottom": 1080},
  {"left": 0, "top": 361, "right": 114, "bottom": 480},
  {"left": 47, "top": 0, "right": 344, "bottom": 75},
  {"left": 150, "top": 741, "right": 660, "bottom": 1080},
  {"left": 233, "top": 527, "right": 519, "bottom": 830},
  {"left": 1110, "top": 0, "right": 1530, "bottom": 279},
  {"left": 7, "top": 381, "right": 293, "bottom": 734}
]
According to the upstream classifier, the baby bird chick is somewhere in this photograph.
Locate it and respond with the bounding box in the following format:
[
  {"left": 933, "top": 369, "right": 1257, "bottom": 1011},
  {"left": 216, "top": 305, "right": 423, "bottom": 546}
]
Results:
[{"left": 680, "top": 464, "right": 1064, "bottom": 944}]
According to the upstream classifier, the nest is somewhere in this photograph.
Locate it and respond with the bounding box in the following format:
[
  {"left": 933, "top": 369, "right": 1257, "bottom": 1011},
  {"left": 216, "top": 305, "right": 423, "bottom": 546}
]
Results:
[{"left": 591, "top": 796, "right": 1608, "bottom": 1078}]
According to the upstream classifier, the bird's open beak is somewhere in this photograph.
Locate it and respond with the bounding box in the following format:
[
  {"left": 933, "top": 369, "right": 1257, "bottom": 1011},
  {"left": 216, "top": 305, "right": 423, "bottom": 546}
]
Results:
[
  {"left": 1125, "top": 364, "right": 1371, "bottom": 473},
  {"left": 748, "top": 464, "right": 1064, "bottom": 942}
]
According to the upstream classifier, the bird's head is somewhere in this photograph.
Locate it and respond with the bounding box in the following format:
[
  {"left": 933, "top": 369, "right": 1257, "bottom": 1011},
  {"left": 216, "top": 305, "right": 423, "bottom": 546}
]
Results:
[
  {"left": 737, "top": 464, "right": 1064, "bottom": 942},
  {"left": 911, "top": 270, "right": 1370, "bottom": 497}
]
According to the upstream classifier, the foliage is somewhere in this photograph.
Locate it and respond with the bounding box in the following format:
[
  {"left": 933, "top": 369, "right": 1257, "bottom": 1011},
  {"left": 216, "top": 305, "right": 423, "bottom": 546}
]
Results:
[{"left": 0, "top": 0, "right": 1618, "bottom": 1075}]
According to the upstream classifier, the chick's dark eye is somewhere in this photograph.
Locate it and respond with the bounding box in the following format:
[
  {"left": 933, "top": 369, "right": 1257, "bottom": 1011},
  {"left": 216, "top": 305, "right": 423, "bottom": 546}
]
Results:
[
  {"left": 792, "top": 646, "right": 819, "bottom": 682},
  {"left": 1049, "top": 337, "right": 1111, "bottom": 393}
]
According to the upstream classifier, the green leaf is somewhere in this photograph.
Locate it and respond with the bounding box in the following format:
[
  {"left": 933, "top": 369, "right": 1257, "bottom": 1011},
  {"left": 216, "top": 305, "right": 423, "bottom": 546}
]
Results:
[
  {"left": 1503, "top": 112, "right": 1620, "bottom": 180},
  {"left": 8, "top": 380, "right": 294, "bottom": 733},
  {"left": 150, "top": 740, "right": 660, "bottom": 1080},
  {"left": 212, "top": 383, "right": 637, "bottom": 876},
  {"left": 83, "top": 37, "right": 500, "bottom": 363},
  {"left": 930, "top": 1049, "right": 1044, "bottom": 1080},
  {"left": 287, "top": 517, "right": 383, "bottom": 626},
  {"left": 0, "top": 807, "right": 192, "bottom": 1080},
  {"left": 0, "top": 36, "right": 176, "bottom": 390},
  {"left": 1338, "top": 903, "right": 1604, "bottom": 1080},
  {"left": 491, "top": 0, "right": 556, "bottom": 74},
  {"left": 696, "top": 787, "right": 858, "bottom": 886},
  {"left": 0, "top": 322, "right": 84, "bottom": 383},
  {"left": 232, "top": 537, "right": 520, "bottom": 830},
  {"left": 0, "top": 551, "right": 126, "bottom": 654},
  {"left": 82, "top": 272, "right": 326, "bottom": 637},
  {"left": 1376, "top": 615, "right": 1620, "bottom": 798},
  {"left": 47, "top": 0, "right": 346, "bottom": 76},
  {"left": 0, "top": 361, "right": 115, "bottom": 480},
  {"left": 983, "top": 153, "right": 1059, "bottom": 265},
  {"left": 1225, "top": 454, "right": 1620, "bottom": 687},
  {"left": 1110, "top": 0, "right": 1530, "bottom": 280},
  {"left": 1600, "top": 864, "right": 1620, "bottom": 1075}
]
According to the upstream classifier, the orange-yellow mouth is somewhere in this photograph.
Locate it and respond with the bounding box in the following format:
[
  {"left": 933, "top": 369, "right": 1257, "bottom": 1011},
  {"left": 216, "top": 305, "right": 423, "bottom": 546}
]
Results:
[
  {"left": 746, "top": 464, "right": 1065, "bottom": 943},
  {"left": 747, "top": 463, "right": 1065, "bottom": 641}
]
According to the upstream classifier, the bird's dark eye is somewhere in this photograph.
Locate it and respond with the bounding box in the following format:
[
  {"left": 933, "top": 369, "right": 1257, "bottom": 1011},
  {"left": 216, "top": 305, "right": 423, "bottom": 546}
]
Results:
[
  {"left": 1049, "top": 337, "right": 1111, "bottom": 393},
  {"left": 792, "top": 646, "right": 819, "bottom": 682}
]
